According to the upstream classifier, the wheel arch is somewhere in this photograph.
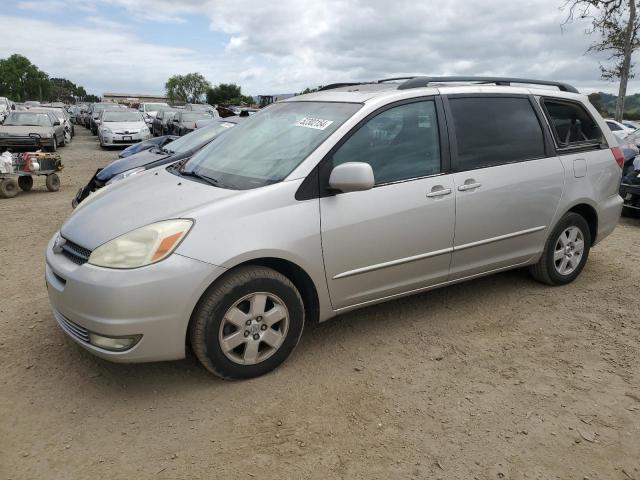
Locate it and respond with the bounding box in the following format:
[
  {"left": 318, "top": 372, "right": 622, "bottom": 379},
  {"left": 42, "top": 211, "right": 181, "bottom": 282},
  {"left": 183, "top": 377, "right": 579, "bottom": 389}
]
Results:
[
  {"left": 231, "top": 257, "right": 321, "bottom": 328},
  {"left": 189, "top": 256, "right": 322, "bottom": 340},
  {"left": 565, "top": 202, "right": 598, "bottom": 245}
]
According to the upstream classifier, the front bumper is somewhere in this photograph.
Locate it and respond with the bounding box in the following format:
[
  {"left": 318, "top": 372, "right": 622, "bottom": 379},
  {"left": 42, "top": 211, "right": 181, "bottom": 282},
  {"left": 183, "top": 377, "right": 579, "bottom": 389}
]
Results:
[
  {"left": 101, "top": 131, "right": 151, "bottom": 146},
  {"left": 45, "top": 233, "right": 225, "bottom": 362},
  {"left": 0, "top": 135, "right": 54, "bottom": 150}
]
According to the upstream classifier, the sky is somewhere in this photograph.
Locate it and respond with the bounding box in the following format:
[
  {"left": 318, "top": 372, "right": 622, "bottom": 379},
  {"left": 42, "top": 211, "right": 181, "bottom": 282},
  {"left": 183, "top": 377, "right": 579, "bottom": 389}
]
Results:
[{"left": 0, "top": 0, "right": 637, "bottom": 97}]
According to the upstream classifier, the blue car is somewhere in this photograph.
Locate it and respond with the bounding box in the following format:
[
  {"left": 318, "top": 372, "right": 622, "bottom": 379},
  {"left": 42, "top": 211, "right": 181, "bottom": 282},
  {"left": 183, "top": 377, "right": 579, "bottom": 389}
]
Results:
[{"left": 118, "top": 135, "right": 179, "bottom": 158}]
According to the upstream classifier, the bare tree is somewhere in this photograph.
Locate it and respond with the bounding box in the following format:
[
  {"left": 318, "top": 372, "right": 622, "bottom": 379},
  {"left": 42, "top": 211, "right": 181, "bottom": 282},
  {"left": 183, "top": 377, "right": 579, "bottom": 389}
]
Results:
[{"left": 564, "top": 0, "right": 640, "bottom": 120}]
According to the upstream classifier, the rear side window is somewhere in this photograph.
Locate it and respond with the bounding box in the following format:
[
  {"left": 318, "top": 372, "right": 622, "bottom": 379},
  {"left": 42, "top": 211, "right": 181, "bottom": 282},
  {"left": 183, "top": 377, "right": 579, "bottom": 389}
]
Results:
[
  {"left": 332, "top": 100, "right": 441, "bottom": 185},
  {"left": 606, "top": 121, "right": 622, "bottom": 131},
  {"left": 449, "top": 96, "right": 545, "bottom": 171},
  {"left": 542, "top": 99, "right": 603, "bottom": 148}
]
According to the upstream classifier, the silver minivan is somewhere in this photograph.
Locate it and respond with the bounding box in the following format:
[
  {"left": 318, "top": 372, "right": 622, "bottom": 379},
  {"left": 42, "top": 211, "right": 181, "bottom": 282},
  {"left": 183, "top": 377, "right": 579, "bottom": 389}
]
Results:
[{"left": 46, "top": 77, "right": 623, "bottom": 379}]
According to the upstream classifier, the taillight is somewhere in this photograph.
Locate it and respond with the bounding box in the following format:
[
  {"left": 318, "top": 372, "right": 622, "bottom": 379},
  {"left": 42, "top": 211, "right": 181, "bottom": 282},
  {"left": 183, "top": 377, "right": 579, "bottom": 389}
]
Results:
[{"left": 611, "top": 147, "right": 625, "bottom": 169}]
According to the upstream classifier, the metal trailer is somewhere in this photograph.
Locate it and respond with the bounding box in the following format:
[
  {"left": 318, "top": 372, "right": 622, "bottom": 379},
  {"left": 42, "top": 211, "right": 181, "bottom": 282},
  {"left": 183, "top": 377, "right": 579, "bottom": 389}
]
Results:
[{"left": 0, "top": 152, "right": 63, "bottom": 198}]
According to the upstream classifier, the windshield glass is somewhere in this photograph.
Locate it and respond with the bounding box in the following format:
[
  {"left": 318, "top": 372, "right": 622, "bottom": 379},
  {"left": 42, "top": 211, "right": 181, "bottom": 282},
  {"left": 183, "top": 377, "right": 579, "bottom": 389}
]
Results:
[
  {"left": 103, "top": 111, "right": 144, "bottom": 122},
  {"left": 166, "top": 121, "right": 235, "bottom": 154},
  {"left": 144, "top": 103, "right": 168, "bottom": 111},
  {"left": 189, "top": 104, "right": 212, "bottom": 111},
  {"left": 181, "top": 113, "right": 211, "bottom": 121},
  {"left": 4, "top": 112, "right": 52, "bottom": 126},
  {"left": 185, "top": 101, "right": 361, "bottom": 189}
]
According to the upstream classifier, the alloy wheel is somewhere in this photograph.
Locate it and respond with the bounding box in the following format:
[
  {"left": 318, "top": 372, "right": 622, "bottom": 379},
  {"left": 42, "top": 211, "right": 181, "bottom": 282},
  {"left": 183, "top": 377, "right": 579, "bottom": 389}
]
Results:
[
  {"left": 218, "top": 292, "right": 289, "bottom": 365},
  {"left": 553, "top": 226, "right": 584, "bottom": 275}
]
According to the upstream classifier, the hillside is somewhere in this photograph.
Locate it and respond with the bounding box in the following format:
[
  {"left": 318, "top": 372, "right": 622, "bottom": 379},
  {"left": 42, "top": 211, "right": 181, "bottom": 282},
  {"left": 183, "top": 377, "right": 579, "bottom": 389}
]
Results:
[{"left": 589, "top": 91, "right": 640, "bottom": 119}]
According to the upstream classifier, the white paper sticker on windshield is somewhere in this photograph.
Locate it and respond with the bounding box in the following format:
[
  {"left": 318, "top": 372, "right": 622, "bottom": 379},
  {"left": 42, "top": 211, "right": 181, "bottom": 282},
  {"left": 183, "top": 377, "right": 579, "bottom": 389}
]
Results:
[{"left": 295, "top": 117, "right": 334, "bottom": 130}]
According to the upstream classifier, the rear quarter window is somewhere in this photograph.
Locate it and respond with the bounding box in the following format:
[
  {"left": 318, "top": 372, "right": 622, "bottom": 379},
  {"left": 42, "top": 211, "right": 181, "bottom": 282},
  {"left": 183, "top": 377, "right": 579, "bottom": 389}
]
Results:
[
  {"left": 448, "top": 96, "right": 545, "bottom": 171},
  {"left": 541, "top": 98, "right": 603, "bottom": 149}
]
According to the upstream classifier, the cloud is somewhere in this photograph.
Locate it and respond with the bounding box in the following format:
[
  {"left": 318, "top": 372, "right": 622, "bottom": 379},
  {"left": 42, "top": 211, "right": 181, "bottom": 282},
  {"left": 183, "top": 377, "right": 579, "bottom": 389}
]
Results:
[{"left": 3, "top": 0, "right": 639, "bottom": 95}]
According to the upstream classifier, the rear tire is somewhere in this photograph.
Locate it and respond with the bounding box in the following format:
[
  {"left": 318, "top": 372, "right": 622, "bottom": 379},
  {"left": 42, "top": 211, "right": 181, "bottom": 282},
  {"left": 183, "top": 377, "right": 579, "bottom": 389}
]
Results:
[
  {"left": 529, "top": 212, "right": 591, "bottom": 286},
  {"left": 190, "top": 266, "right": 305, "bottom": 379},
  {"left": 45, "top": 173, "right": 60, "bottom": 192},
  {"left": 18, "top": 176, "right": 33, "bottom": 191},
  {"left": 0, "top": 178, "right": 19, "bottom": 198}
]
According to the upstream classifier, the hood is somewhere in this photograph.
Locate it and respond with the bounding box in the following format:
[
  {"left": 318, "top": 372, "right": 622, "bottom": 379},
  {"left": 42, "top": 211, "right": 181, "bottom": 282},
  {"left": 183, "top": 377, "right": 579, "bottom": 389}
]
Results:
[
  {"left": 61, "top": 167, "right": 240, "bottom": 250},
  {"left": 0, "top": 125, "right": 54, "bottom": 136},
  {"left": 103, "top": 121, "right": 147, "bottom": 132},
  {"left": 96, "top": 148, "right": 169, "bottom": 181}
]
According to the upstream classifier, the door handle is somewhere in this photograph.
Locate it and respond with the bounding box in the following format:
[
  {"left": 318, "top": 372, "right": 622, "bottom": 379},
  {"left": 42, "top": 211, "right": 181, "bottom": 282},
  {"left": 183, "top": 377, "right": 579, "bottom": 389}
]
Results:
[
  {"left": 457, "top": 182, "right": 482, "bottom": 191},
  {"left": 426, "top": 187, "right": 452, "bottom": 198}
]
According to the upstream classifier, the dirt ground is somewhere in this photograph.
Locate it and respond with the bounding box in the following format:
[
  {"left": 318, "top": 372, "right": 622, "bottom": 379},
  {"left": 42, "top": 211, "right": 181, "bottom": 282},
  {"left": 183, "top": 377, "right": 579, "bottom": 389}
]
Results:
[{"left": 1, "top": 126, "right": 639, "bottom": 480}]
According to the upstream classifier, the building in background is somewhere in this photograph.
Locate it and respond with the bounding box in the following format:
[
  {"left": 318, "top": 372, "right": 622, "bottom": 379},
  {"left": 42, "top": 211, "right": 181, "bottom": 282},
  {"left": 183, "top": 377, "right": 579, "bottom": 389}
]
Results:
[{"left": 102, "top": 92, "right": 169, "bottom": 105}]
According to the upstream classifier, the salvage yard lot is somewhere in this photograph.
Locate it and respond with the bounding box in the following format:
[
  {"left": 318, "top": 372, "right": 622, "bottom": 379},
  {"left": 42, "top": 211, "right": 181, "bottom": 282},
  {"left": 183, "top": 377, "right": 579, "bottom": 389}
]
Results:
[{"left": 1, "top": 127, "right": 639, "bottom": 479}]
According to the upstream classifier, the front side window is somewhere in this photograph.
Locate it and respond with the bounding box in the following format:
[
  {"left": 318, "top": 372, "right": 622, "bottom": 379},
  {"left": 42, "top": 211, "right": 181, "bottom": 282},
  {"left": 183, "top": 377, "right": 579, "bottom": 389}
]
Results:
[
  {"left": 449, "top": 96, "right": 545, "bottom": 171},
  {"left": 185, "top": 101, "right": 360, "bottom": 189},
  {"left": 543, "top": 99, "right": 603, "bottom": 148},
  {"left": 332, "top": 100, "right": 441, "bottom": 184}
]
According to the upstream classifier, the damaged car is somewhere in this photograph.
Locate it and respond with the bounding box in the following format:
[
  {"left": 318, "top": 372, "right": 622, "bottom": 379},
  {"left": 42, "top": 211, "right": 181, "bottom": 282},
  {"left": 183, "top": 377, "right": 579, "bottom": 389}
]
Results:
[{"left": 0, "top": 111, "right": 65, "bottom": 152}]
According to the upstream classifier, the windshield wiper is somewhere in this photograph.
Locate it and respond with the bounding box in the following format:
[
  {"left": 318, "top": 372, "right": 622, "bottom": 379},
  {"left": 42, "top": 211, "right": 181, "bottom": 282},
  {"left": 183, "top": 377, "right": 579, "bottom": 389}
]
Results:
[{"left": 179, "top": 169, "right": 229, "bottom": 188}]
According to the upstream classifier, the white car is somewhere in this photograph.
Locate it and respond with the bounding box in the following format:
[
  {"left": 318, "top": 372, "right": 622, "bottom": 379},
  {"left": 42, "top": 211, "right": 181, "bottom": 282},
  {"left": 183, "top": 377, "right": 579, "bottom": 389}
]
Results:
[
  {"left": 98, "top": 110, "right": 151, "bottom": 148},
  {"left": 605, "top": 119, "right": 636, "bottom": 140},
  {"left": 139, "top": 102, "right": 170, "bottom": 126}
]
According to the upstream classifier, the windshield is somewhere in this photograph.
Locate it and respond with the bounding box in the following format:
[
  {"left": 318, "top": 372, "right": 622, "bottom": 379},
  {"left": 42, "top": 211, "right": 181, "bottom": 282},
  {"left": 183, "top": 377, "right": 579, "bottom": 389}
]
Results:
[
  {"left": 184, "top": 101, "right": 361, "bottom": 189},
  {"left": 4, "top": 112, "right": 52, "bottom": 127},
  {"left": 103, "top": 111, "right": 144, "bottom": 122},
  {"left": 181, "top": 113, "right": 211, "bottom": 121},
  {"left": 144, "top": 103, "right": 168, "bottom": 111},
  {"left": 166, "top": 121, "right": 235, "bottom": 154}
]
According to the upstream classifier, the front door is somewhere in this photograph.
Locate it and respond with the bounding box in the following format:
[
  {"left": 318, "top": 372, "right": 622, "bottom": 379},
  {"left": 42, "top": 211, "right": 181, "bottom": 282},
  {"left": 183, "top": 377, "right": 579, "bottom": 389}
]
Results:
[{"left": 320, "top": 99, "right": 456, "bottom": 309}]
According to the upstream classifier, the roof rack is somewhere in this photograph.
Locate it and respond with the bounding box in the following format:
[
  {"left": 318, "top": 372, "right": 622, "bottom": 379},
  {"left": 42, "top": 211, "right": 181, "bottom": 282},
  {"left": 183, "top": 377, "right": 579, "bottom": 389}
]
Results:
[
  {"left": 318, "top": 82, "right": 366, "bottom": 91},
  {"left": 396, "top": 76, "right": 579, "bottom": 93}
]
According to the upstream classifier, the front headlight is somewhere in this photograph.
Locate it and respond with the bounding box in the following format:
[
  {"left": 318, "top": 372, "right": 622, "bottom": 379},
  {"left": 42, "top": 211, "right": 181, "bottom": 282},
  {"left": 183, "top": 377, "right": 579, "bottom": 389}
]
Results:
[
  {"left": 101, "top": 127, "right": 112, "bottom": 134},
  {"left": 88, "top": 219, "right": 193, "bottom": 269},
  {"left": 105, "top": 166, "right": 145, "bottom": 185}
]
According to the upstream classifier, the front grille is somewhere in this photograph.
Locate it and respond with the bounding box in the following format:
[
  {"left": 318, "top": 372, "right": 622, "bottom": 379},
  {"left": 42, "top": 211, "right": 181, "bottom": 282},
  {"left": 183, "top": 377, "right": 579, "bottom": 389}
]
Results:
[
  {"left": 61, "top": 239, "right": 92, "bottom": 265},
  {"left": 54, "top": 310, "right": 90, "bottom": 343},
  {"left": 113, "top": 139, "right": 141, "bottom": 144}
]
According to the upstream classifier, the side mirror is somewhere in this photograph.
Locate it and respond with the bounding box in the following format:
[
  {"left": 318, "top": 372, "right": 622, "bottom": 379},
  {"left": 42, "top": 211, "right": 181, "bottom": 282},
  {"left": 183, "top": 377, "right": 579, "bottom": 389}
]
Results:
[
  {"left": 53, "top": 120, "right": 60, "bottom": 126},
  {"left": 328, "top": 162, "right": 374, "bottom": 193}
]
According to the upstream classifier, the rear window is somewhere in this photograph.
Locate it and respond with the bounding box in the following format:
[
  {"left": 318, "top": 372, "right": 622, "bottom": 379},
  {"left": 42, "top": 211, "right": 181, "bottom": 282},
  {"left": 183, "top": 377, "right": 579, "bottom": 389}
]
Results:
[
  {"left": 449, "top": 96, "right": 545, "bottom": 170},
  {"left": 542, "top": 99, "right": 603, "bottom": 148}
]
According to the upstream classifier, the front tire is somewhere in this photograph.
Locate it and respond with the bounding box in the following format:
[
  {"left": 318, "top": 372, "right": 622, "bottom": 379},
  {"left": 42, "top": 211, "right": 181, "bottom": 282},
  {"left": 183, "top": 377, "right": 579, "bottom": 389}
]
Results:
[
  {"left": 190, "top": 266, "right": 305, "bottom": 379},
  {"left": 0, "top": 178, "right": 19, "bottom": 198},
  {"left": 45, "top": 173, "right": 60, "bottom": 192},
  {"left": 48, "top": 136, "right": 57, "bottom": 152},
  {"left": 530, "top": 212, "right": 591, "bottom": 286}
]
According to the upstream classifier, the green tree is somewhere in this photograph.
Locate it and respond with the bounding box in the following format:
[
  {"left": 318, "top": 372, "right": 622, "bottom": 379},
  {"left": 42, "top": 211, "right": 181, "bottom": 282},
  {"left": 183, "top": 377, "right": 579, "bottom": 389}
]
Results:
[
  {"left": 564, "top": 0, "right": 640, "bottom": 120},
  {"left": 206, "top": 83, "right": 253, "bottom": 105},
  {"left": 0, "top": 54, "right": 50, "bottom": 102},
  {"left": 165, "top": 73, "right": 211, "bottom": 104}
]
